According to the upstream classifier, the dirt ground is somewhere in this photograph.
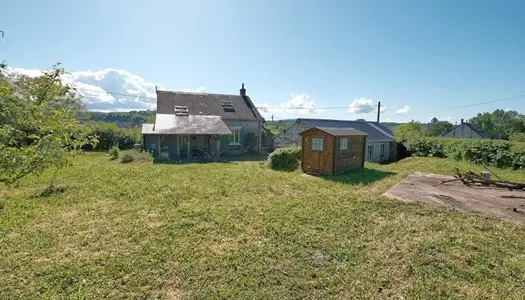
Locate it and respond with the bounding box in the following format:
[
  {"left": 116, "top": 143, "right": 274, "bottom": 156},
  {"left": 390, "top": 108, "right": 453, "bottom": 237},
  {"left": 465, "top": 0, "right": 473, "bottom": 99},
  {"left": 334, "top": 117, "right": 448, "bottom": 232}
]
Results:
[{"left": 383, "top": 172, "right": 525, "bottom": 222}]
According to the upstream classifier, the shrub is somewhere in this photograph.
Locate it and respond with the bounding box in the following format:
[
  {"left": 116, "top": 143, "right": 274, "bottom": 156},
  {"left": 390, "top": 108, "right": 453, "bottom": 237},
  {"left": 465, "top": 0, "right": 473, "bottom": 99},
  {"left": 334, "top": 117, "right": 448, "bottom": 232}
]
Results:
[
  {"left": 402, "top": 137, "right": 525, "bottom": 169},
  {"left": 243, "top": 132, "right": 259, "bottom": 152},
  {"left": 120, "top": 151, "right": 135, "bottom": 163},
  {"left": 108, "top": 146, "right": 120, "bottom": 160},
  {"left": 82, "top": 122, "right": 137, "bottom": 151},
  {"left": 266, "top": 147, "right": 301, "bottom": 171},
  {"left": 120, "top": 149, "right": 152, "bottom": 164}
]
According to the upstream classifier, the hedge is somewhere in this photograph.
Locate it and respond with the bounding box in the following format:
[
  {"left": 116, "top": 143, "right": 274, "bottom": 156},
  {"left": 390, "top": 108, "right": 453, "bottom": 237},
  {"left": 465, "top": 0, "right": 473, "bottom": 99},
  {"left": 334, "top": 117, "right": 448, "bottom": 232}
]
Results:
[
  {"left": 403, "top": 137, "right": 525, "bottom": 169},
  {"left": 266, "top": 147, "right": 301, "bottom": 171}
]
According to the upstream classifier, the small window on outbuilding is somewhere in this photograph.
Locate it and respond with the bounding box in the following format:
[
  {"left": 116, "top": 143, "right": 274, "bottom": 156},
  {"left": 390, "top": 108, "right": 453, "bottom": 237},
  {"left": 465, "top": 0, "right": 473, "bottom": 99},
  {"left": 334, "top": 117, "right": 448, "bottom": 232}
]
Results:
[
  {"left": 174, "top": 106, "right": 189, "bottom": 116},
  {"left": 380, "top": 143, "right": 386, "bottom": 159},
  {"left": 221, "top": 101, "right": 235, "bottom": 112},
  {"left": 340, "top": 138, "right": 348, "bottom": 150},
  {"left": 311, "top": 137, "right": 324, "bottom": 151},
  {"left": 367, "top": 144, "right": 374, "bottom": 160}
]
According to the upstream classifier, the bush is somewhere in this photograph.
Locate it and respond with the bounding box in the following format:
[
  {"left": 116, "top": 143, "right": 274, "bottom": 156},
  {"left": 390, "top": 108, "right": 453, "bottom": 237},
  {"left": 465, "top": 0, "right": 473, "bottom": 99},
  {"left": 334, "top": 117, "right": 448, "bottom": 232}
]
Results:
[
  {"left": 266, "top": 147, "right": 301, "bottom": 171},
  {"left": 119, "top": 149, "right": 152, "bottom": 164},
  {"left": 120, "top": 151, "right": 135, "bottom": 163},
  {"left": 108, "top": 146, "right": 120, "bottom": 159},
  {"left": 82, "top": 122, "right": 137, "bottom": 151},
  {"left": 402, "top": 137, "right": 525, "bottom": 169},
  {"left": 243, "top": 132, "right": 259, "bottom": 152}
]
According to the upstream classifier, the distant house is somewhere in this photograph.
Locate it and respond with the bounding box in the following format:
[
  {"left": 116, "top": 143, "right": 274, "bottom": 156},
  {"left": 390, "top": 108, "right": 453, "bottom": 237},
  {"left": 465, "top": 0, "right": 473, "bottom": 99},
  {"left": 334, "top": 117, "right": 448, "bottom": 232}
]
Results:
[
  {"left": 442, "top": 119, "right": 490, "bottom": 139},
  {"left": 275, "top": 118, "right": 396, "bottom": 163},
  {"left": 300, "top": 127, "right": 367, "bottom": 175},
  {"left": 141, "top": 84, "right": 265, "bottom": 160}
]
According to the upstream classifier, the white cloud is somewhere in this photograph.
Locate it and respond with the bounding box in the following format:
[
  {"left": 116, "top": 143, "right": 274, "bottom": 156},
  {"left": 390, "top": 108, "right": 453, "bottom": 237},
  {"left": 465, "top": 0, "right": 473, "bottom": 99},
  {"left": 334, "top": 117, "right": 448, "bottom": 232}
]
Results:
[
  {"left": 6, "top": 67, "right": 206, "bottom": 111},
  {"left": 255, "top": 93, "right": 322, "bottom": 119},
  {"left": 347, "top": 98, "right": 384, "bottom": 114},
  {"left": 395, "top": 106, "right": 411, "bottom": 114}
]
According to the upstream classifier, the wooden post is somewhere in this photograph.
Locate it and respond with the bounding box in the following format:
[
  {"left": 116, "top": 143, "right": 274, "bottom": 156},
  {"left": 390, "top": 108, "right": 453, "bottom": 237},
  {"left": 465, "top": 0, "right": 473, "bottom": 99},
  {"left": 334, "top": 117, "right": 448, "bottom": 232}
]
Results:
[
  {"left": 157, "top": 135, "right": 160, "bottom": 157},
  {"left": 187, "top": 134, "right": 191, "bottom": 161},
  {"left": 176, "top": 135, "right": 180, "bottom": 158},
  {"left": 217, "top": 137, "right": 221, "bottom": 161}
]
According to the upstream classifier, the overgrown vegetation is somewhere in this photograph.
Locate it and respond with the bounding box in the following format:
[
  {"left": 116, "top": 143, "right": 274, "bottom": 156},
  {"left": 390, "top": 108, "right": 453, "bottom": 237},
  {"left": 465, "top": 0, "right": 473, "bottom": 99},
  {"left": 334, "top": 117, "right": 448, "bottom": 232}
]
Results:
[
  {"left": 2, "top": 153, "right": 525, "bottom": 298},
  {"left": 82, "top": 122, "right": 139, "bottom": 151},
  {"left": 266, "top": 146, "right": 301, "bottom": 171},
  {"left": 403, "top": 137, "right": 525, "bottom": 169}
]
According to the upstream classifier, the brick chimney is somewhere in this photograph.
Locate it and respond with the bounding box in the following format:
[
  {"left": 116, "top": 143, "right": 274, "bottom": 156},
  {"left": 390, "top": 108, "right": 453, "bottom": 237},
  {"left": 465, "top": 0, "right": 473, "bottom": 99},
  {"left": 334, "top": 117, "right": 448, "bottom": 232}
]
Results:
[{"left": 240, "top": 83, "right": 246, "bottom": 96}]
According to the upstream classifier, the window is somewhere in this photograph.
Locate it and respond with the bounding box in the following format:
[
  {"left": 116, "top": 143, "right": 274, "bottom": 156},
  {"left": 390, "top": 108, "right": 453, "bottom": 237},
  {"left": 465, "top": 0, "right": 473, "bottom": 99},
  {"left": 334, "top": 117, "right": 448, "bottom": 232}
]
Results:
[
  {"left": 179, "top": 136, "right": 188, "bottom": 147},
  {"left": 174, "top": 106, "right": 188, "bottom": 116},
  {"left": 380, "top": 144, "right": 386, "bottom": 159},
  {"left": 221, "top": 101, "right": 235, "bottom": 112},
  {"left": 340, "top": 138, "right": 348, "bottom": 150},
  {"left": 311, "top": 137, "right": 324, "bottom": 151},
  {"left": 367, "top": 144, "right": 374, "bottom": 160},
  {"left": 230, "top": 127, "right": 241, "bottom": 145}
]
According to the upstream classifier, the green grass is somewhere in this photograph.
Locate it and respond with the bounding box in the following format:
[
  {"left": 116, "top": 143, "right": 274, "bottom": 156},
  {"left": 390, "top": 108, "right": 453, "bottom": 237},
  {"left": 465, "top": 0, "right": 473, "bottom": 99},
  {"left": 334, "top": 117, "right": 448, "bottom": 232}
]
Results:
[{"left": 2, "top": 153, "right": 525, "bottom": 299}]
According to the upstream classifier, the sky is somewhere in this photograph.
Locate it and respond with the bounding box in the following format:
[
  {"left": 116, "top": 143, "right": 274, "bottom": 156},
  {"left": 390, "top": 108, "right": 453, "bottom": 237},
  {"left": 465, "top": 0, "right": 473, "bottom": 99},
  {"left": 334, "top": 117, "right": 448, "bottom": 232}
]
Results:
[{"left": 2, "top": 0, "right": 525, "bottom": 123}]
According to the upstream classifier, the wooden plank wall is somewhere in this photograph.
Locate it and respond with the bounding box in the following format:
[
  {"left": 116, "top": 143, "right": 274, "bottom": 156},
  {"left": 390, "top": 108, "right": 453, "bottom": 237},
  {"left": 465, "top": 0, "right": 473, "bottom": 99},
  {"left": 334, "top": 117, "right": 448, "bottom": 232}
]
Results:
[
  {"left": 334, "top": 136, "right": 366, "bottom": 174},
  {"left": 301, "top": 129, "right": 334, "bottom": 175}
]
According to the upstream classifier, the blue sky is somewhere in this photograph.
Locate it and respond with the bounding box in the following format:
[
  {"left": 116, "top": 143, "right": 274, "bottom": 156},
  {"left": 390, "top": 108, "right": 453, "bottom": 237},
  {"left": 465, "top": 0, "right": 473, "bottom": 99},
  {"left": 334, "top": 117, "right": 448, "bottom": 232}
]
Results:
[{"left": 2, "top": 0, "right": 525, "bottom": 123}]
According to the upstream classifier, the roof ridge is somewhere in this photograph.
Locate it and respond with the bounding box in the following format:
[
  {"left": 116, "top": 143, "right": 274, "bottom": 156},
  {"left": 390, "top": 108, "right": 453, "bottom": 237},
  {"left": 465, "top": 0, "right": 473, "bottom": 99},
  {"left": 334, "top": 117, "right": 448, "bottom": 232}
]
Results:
[{"left": 157, "top": 89, "right": 242, "bottom": 98}]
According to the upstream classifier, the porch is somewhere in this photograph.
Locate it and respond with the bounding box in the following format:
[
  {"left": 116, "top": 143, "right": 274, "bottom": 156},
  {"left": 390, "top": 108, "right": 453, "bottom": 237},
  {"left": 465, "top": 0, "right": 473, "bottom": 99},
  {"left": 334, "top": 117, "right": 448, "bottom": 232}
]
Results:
[{"left": 144, "top": 134, "right": 224, "bottom": 161}]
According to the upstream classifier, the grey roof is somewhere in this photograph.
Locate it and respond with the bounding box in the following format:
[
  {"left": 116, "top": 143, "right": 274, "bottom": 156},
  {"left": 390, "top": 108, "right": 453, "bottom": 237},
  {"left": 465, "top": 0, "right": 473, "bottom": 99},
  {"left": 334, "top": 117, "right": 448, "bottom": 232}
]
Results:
[
  {"left": 142, "top": 114, "right": 232, "bottom": 135},
  {"left": 156, "top": 90, "right": 264, "bottom": 121},
  {"left": 297, "top": 118, "right": 393, "bottom": 141},
  {"left": 301, "top": 126, "right": 368, "bottom": 136},
  {"left": 442, "top": 123, "right": 490, "bottom": 138}
]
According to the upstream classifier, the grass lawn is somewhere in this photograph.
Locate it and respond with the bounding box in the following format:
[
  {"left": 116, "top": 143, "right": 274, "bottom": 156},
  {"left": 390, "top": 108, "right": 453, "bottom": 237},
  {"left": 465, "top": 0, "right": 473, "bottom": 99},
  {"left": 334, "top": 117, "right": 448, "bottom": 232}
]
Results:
[{"left": 1, "top": 153, "right": 525, "bottom": 299}]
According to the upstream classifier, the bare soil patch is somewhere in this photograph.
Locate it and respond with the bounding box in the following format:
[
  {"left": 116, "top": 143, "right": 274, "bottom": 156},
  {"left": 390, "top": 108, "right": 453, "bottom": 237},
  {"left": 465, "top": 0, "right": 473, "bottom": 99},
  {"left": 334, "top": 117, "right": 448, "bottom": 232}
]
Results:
[{"left": 384, "top": 172, "right": 525, "bottom": 222}]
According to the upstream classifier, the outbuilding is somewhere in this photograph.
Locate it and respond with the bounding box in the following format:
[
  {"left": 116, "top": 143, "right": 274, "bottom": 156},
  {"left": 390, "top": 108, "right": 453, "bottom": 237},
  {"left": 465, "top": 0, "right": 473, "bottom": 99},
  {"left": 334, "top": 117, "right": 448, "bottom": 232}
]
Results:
[{"left": 300, "top": 127, "right": 368, "bottom": 175}]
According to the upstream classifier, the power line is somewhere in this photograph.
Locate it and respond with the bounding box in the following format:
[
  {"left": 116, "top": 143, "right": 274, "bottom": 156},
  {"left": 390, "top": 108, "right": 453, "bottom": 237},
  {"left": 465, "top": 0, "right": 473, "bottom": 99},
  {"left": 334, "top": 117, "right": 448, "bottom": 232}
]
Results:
[
  {"left": 71, "top": 86, "right": 525, "bottom": 115},
  {"left": 402, "top": 94, "right": 525, "bottom": 118}
]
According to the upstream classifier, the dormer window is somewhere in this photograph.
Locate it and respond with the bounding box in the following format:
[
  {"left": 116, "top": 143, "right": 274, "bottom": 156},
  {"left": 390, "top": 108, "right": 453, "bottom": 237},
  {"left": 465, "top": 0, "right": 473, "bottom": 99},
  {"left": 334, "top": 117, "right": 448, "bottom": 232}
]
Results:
[
  {"left": 174, "top": 106, "right": 188, "bottom": 116},
  {"left": 221, "top": 101, "right": 235, "bottom": 112}
]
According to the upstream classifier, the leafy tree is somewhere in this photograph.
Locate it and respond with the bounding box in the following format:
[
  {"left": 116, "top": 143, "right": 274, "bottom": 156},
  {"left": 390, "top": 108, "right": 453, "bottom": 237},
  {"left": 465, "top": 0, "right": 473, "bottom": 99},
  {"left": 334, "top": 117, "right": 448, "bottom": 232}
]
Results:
[
  {"left": 393, "top": 121, "right": 423, "bottom": 142},
  {"left": 470, "top": 109, "right": 525, "bottom": 139},
  {"left": 425, "top": 117, "right": 454, "bottom": 137},
  {"left": 0, "top": 63, "right": 95, "bottom": 186}
]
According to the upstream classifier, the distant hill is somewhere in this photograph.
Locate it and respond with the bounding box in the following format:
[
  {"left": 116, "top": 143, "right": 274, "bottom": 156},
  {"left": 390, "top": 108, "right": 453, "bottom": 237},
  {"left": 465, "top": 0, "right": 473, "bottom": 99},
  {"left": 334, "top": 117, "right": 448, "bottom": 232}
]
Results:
[{"left": 78, "top": 110, "right": 155, "bottom": 128}]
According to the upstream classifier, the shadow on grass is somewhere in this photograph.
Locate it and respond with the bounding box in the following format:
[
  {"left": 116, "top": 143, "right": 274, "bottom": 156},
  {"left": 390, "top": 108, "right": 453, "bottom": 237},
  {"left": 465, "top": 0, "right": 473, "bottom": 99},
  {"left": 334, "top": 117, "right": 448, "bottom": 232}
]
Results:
[
  {"left": 31, "top": 185, "right": 68, "bottom": 198},
  {"left": 322, "top": 168, "right": 396, "bottom": 185}
]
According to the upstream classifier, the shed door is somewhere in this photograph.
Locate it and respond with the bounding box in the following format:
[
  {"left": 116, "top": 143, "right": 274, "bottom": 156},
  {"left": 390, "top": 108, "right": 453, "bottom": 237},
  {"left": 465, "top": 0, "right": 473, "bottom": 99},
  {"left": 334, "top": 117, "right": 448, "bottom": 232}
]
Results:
[{"left": 309, "top": 137, "right": 326, "bottom": 173}]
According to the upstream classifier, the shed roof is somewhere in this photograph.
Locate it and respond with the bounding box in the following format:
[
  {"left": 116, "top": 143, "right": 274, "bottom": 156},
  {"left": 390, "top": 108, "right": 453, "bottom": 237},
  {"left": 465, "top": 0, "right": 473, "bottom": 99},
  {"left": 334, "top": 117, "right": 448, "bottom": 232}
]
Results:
[
  {"left": 297, "top": 118, "right": 393, "bottom": 141},
  {"left": 142, "top": 114, "right": 232, "bottom": 135},
  {"left": 300, "top": 126, "right": 368, "bottom": 137},
  {"left": 156, "top": 90, "right": 264, "bottom": 121}
]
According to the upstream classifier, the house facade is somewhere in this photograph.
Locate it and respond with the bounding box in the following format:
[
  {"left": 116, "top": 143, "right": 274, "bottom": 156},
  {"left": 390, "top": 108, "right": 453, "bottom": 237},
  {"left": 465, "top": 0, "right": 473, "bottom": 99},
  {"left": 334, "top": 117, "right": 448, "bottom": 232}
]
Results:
[
  {"left": 142, "top": 84, "right": 265, "bottom": 160},
  {"left": 442, "top": 119, "right": 489, "bottom": 139},
  {"left": 275, "top": 118, "right": 396, "bottom": 163}
]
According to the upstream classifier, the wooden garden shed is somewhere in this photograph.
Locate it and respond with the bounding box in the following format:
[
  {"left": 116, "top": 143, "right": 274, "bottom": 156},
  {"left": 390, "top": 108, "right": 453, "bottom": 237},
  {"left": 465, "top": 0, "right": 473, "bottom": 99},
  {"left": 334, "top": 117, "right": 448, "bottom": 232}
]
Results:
[{"left": 300, "top": 127, "right": 368, "bottom": 175}]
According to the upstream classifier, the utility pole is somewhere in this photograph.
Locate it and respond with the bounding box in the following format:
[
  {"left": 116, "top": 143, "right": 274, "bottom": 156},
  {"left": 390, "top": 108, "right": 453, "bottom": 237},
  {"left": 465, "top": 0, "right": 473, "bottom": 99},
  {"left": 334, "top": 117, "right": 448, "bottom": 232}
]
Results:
[{"left": 377, "top": 101, "right": 381, "bottom": 123}]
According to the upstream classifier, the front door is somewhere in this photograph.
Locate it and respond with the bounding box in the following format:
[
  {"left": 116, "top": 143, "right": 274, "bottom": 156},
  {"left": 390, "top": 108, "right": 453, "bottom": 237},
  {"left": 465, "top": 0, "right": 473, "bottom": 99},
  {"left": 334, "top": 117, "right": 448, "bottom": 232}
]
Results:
[{"left": 310, "top": 137, "right": 326, "bottom": 174}]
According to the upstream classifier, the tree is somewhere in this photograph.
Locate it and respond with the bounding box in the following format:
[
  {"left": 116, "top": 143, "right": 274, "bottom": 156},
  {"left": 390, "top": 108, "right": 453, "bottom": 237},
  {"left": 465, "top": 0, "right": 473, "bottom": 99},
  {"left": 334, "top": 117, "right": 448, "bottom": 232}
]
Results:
[
  {"left": 425, "top": 117, "right": 454, "bottom": 137},
  {"left": 470, "top": 109, "right": 525, "bottom": 139},
  {"left": 393, "top": 121, "right": 423, "bottom": 142},
  {"left": 0, "top": 63, "right": 95, "bottom": 187}
]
